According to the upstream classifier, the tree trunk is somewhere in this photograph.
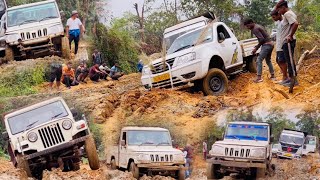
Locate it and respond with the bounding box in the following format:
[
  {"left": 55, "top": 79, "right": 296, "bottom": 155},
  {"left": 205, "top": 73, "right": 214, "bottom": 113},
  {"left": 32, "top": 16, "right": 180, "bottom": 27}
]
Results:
[
  {"left": 82, "top": 0, "right": 89, "bottom": 29},
  {"left": 134, "top": 2, "right": 145, "bottom": 43}
]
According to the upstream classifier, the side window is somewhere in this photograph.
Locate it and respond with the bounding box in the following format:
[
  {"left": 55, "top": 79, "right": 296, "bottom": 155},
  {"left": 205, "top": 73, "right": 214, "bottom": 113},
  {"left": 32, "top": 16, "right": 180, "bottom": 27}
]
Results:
[
  {"left": 122, "top": 132, "right": 127, "bottom": 145},
  {"left": 217, "top": 25, "right": 231, "bottom": 41}
]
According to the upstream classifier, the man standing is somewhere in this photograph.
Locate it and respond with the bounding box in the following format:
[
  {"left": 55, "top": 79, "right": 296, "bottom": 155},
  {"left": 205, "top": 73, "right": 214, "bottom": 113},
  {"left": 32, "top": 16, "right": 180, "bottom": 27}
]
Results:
[
  {"left": 276, "top": 1, "right": 299, "bottom": 87},
  {"left": 92, "top": 49, "right": 103, "bottom": 65},
  {"left": 203, "top": 141, "right": 208, "bottom": 160},
  {"left": 66, "top": 10, "right": 85, "bottom": 55},
  {"left": 244, "top": 19, "right": 276, "bottom": 83},
  {"left": 183, "top": 144, "right": 193, "bottom": 178},
  {"left": 271, "top": 10, "right": 289, "bottom": 84}
]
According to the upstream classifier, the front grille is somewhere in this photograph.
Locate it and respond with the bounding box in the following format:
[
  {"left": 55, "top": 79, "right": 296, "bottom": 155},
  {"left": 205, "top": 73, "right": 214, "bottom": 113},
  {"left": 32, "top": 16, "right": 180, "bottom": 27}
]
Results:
[
  {"left": 281, "top": 146, "right": 298, "bottom": 153},
  {"left": 20, "top": 28, "right": 49, "bottom": 40},
  {"left": 225, "top": 147, "right": 250, "bottom": 158},
  {"left": 151, "top": 58, "right": 175, "bottom": 74},
  {"left": 150, "top": 154, "right": 173, "bottom": 162},
  {"left": 38, "top": 123, "right": 65, "bottom": 148}
]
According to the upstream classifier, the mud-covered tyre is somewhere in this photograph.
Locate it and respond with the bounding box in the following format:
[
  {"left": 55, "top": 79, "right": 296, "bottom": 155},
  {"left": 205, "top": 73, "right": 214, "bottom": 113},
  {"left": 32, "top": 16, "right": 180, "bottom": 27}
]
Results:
[
  {"left": 5, "top": 46, "right": 14, "bottom": 62},
  {"left": 110, "top": 158, "right": 117, "bottom": 170},
  {"left": 207, "top": 163, "right": 223, "bottom": 180},
  {"left": 17, "top": 154, "right": 32, "bottom": 177},
  {"left": 202, "top": 68, "right": 228, "bottom": 96},
  {"left": 72, "top": 162, "right": 80, "bottom": 171},
  {"left": 178, "top": 165, "right": 186, "bottom": 180},
  {"left": 129, "top": 161, "right": 139, "bottom": 179},
  {"left": 61, "top": 36, "right": 70, "bottom": 59},
  {"left": 256, "top": 167, "right": 266, "bottom": 178},
  {"left": 84, "top": 135, "right": 100, "bottom": 170},
  {"left": 247, "top": 55, "right": 257, "bottom": 73}
]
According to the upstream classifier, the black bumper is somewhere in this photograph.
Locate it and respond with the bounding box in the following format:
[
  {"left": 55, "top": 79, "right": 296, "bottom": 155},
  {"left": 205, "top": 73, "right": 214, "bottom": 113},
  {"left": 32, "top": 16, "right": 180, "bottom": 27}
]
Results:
[{"left": 26, "top": 135, "right": 89, "bottom": 160}]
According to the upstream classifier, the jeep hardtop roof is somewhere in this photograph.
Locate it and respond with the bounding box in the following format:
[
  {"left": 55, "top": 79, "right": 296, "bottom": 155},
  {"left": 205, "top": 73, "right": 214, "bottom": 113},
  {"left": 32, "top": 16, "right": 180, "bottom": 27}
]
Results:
[
  {"left": 7, "top": 0, "right": 57, "bottom": 10},
  {"left": 282, "top": 129, "right": 308, "bottom": 137},
  {"left": 227, "top": 121, "right": 270, "bottom": 126},
  {"left": 122, "top": 127, "right": 169, "bottom": 132},
  {"left": 2, "top": 97, "right": 66, "bottom": 121}
]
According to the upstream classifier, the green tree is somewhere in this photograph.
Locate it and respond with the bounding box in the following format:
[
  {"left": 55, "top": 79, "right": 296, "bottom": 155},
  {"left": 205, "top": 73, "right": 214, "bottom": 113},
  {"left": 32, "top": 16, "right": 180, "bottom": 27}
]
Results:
[
  {"left": 296, "top": 106, "right": 320, "bottom": 137},
  {"left": 265, "top": 107, "right": 295, "bottom": 142},
  {"left": 226, "top": 108, "right": 260, "bottom": 122},
  {"left": 244, "top": 0, "right": 276, "bottom": 28}
]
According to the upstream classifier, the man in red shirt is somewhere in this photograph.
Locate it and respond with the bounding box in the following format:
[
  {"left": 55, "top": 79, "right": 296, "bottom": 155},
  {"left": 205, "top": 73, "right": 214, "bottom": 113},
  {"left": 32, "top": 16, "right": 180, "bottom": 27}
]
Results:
[{"left": 89, "top": 63, "right": 107, "bottom": 82}]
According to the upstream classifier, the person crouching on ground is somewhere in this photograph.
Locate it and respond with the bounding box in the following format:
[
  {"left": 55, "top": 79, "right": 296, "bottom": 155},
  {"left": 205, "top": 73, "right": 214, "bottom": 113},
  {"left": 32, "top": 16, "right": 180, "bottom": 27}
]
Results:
[
  {"left": 110, "top": 63, "right": 124, "bottom": 80},
  {"left": 99, "top": 63, "right": 111, "bottom": 75},
  {"left": 76, "top": 61, "right": 89, "bottom": 83},
  {"left": 61, "top": 62, "right": 79, "bottom": 89},
  {"left": 89, "top": 63, "right": 107, "bottom": 82},
  {"left": 244, "top": 18, "right": 276, "bottom": 83}
]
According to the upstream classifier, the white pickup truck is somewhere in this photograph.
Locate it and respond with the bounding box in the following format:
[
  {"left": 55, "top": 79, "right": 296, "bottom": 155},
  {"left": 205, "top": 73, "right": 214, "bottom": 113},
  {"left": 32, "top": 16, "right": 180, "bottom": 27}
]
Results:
[
  {"left": 207, "top": 121, "right": 274, "bottom": 179},
  {"left": 0, "top": 0, "right": 69, "bottom": 61},
  {"left": 141, "top": 15, "right": 258, "bottom": 96},
  {"left": 106, "top": 127, "right": 186, "bottom": 179},
  {"left": 277, "top": 129, "right": 307, "bottom": 159}
]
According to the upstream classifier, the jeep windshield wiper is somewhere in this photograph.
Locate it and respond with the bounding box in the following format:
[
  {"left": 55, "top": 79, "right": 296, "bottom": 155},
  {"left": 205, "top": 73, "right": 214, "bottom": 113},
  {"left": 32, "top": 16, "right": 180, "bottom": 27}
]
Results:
[
  {"left": 25, "top": 120, "right": 39, "bottom": 131},
  {"left": 139, "top": 142, "right": 154, "bottom": 146},
  {"left": 228, "top": 135, "right": 240, "bottom": 140},
  {"left": 51, "top": 113, "right": 63, "bottom": 120},
  {"left": 156, "top": 142, "right": 170, "bottom": 146},
  {"left": 19, "top": 19, "right": 37, "bottom": 26},
  {"left": 246, "top": 136, "right": 257, "bottom": 141},
  {"left": 173, "top": 44, "right": 194, "bottom": 53},
  {"left": 39, "top": 16, "right": 59, "bottom": 22}
]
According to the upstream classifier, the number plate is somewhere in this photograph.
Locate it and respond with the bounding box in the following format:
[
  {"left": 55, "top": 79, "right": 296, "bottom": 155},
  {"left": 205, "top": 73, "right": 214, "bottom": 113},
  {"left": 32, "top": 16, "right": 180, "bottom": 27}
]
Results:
[
  {"left": 153, "top": 73, "right": 170, "bottom": 83},
  {"left": 284, "top": 153, "right": 292, "bottom": 157}
]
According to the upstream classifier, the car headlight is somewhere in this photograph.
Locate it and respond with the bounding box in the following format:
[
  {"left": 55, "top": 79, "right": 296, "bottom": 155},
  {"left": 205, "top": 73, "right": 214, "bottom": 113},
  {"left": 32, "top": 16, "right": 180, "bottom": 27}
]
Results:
[
  {"left": 174, "top": 153, "right": 185, "bottom": 162},
  {"left": 210, "top": 145, "right": 225, "bottom": 156},
  {"left": 6, "top": 34, "right": 20, "bottom": 43},
  {"left": 138, "top": 154, "right": 151, "bottom": 163},
  {"left": 250, "top": 148, "right": 266, "bottom": 158},
  {"left": 173, "top": 52, "right": 196, "bottom": 68},
  {"left": 47, "top": 24, "right": 64, "bottom": 35},
  {"left": 142, "top": 67, "right": 151, "bottom": 76},
  {"left": 62, "top": 120, "right": 72, "bottom": 130},
  {"left": 27, "top": 132, "right": 38, "bottom": 142}
]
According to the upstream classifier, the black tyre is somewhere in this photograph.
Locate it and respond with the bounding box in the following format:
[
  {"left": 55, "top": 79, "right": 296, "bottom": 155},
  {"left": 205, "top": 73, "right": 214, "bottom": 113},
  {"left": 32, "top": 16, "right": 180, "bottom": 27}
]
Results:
[
  {"left": 202, "top": 68, "right": 228, "bottom": 96},
  {"left": 61, "top": 36, "right": 70, "bottom": 59},
  {"left": 178, "top": 165, "right": 186, "bottom": 180},
  {"left": 110, "top": 158, "right": 117, "bottom": 170},
  {"left": 84, "top": 135, "right": 100, "bottom": 170},
  {"left": 207, "top": 163, "right": 224, "bottom": 180},
  {"left": 16, "top": 154, "right": 32, "bottom": 177},
  {"left": 5, "top": 46, "right": 14, "bottom": 62},
  {"left": 129, "top": 161, "right": 139, "bottom": 179},
  {"left": 247, "top": 55, "right": 257, "bottom": 73},
  {"left": 256, "top": 167, "right": 266, "bottom": 178}
]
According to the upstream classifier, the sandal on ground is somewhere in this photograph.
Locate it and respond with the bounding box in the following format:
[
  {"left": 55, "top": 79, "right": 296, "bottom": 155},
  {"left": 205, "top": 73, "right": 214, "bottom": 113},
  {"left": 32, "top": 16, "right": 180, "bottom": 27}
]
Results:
[{"left": 253, "top": 78, "right": 263, "bottom": 83}]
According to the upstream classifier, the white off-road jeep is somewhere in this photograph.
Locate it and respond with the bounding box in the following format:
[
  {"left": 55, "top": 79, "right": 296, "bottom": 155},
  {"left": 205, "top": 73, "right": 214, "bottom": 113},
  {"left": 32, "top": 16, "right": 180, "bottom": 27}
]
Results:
[
  {"left": 2, "top": 97, "right": 99, "bottom": 178},
  {"left": 0, "top": 0, "right": 70, "bottom": 61}
]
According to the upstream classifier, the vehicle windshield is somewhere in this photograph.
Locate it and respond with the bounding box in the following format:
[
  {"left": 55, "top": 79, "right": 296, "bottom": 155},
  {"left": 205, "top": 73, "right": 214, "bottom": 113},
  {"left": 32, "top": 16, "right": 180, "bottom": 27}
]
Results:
[
  {"left": 225, "top": 124, "right": 269, "bottom": 141},
  {"left": 8, "top": 101, "right": 68, "bottom": 135},
  {"left": 127, "top": 130, "right": 172, "bottom": 146},
  {"left": 272, "top": 144, "right": 279, "bottom": 148},
  {"left": 167, "top": 26, "right": 213, "bottom": 55},
  {"left": 7, "top": 2, "right": 59, "bottom": 27},
  {"left": 307, "top": 137, "right": 316, "bottom": 145},
  {"left": 280, "top": 134, "right": 304, "bottom": 145}
]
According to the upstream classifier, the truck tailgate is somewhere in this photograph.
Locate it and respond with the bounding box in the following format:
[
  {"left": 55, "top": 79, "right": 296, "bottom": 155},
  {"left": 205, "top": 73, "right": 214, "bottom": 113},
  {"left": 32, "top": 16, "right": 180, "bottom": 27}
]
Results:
[{"left": 240, "top": 38, "right": 259, "bottom": 57}]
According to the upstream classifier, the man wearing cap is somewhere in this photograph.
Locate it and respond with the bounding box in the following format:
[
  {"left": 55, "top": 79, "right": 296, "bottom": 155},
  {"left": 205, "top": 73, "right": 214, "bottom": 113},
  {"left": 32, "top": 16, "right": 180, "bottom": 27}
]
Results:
[
  {"left": 66, "top": 10, "right": 86, "bottom": 55},
  {"left": 276, "top": 0, "right": 299, "bottom": 87}
]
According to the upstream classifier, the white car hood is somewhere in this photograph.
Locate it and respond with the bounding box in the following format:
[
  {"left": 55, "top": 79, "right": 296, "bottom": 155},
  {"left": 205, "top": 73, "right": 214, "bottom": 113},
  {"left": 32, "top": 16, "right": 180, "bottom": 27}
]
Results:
[
  {"left": 214, "top": 139, "right": 269, "bottom": 147},
  {"left": 6, "top": 19, "right": 62, "bottom": 34}
]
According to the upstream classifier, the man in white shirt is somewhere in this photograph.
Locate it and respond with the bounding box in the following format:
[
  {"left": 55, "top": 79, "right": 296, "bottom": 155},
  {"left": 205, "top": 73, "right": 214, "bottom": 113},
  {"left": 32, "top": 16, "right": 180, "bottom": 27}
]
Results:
[
  {"left": 276, "top": 1, "right": 299, "bottom": 87},
  {"left": 66, "top": 10, "right": 86, "bottom": 55},
  {"left": 271, "top": 10, "right": 289, "bottom": 84}
]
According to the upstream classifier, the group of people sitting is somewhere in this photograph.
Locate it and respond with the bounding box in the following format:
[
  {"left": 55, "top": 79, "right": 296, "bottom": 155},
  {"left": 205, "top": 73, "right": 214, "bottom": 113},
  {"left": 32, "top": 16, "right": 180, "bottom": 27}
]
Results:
[{"left": 49, "top": 55, "right": 124, "bottom": 90}]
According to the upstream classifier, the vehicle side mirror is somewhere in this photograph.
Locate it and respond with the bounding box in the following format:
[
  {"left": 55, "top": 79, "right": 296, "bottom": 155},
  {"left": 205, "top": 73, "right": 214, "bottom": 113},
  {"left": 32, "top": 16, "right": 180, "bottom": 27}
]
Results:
[
  {"left": 3, "top": 22, "right": 6, "bottom": 30},
  {"left": 270, "top": 136, "right": 274, "bottom": 143},
  {"left": 120, "top": 140, "right": 126, "bottom": 146},
  {"left": 70, "top": 108, "right": 78, "bottom": 118},
  {"left": 2, "top": 131, "right": 9, "bottom": 141},
  {"left": 218, "top": 32, "right": 225, "bottom": 43}
]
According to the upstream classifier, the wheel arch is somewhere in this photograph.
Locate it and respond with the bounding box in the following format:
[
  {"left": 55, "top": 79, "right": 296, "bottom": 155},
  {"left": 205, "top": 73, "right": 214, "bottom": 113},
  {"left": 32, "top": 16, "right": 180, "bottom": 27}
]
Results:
[
  {"left": 208, "top": 55, "right": 226, "bottom": 71},
  {"left": 127, "top": 158, "right": 135, "bottom": 170}
]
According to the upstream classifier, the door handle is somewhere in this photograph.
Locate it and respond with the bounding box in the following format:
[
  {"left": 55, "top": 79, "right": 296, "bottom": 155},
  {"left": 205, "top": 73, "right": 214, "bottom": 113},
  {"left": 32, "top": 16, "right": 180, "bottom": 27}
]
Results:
[{"left": 232, "top": 42, "right": 236, "bottom": 45}]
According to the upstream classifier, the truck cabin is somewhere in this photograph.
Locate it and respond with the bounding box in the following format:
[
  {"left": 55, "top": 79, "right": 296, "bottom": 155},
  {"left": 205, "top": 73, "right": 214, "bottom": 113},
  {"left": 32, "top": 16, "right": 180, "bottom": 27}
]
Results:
[
  {"left": 224, "top": 122, "right": 271, "bottom": 142},
  {"left": 163, "top": 12, "right": 216, "bottom": 51},
  {"left": 120, "top": 127, "right": 172, "bottom": 147},
  {"left": 279, "top": 129, "right": 307, "bottom": 147}
]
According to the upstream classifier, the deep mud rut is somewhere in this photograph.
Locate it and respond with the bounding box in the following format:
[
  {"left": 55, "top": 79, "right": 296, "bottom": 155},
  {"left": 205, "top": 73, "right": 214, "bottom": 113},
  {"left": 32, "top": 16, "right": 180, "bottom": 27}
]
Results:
[{"left": 1, "top": 43, "right": 320, "bottom": 179}]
